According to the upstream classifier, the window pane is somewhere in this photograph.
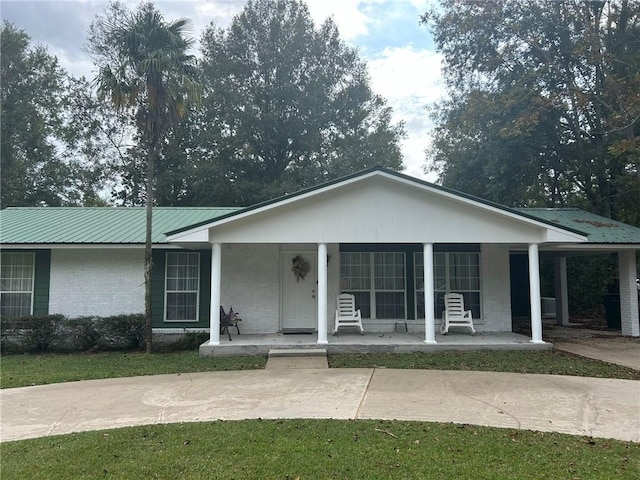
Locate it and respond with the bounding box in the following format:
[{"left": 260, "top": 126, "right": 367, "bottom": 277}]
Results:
[
  {"left": 462, "top": 292, "right": 481, "bottom": 319},
  {"left": 352, "top": 291, "right": 371, "bottom": 318},
  {"left": 0, "top": 253, "right": 34, "bottom": 318},
  {"left": 373, "top": 251, "right": 404, "bottom": 291},
  {"left": 375, "top": 292, "right": 405, "bottom": 319},
  {"left": 0, "top": 293, "right": 31, "bottom": 318},
  {"left": 165, "top": 252, "right": 199, "bottom": 322},
  {"left": 414, "top": 251, "right": 481, "bottom": 319},
  {"left": 166, "top": 292, "right": 198, "bottom": 321},
  {"left": 340, "top": 251, "right": 406, "bottom": 319},
  {"left": 435, "top": 291, "right": 446, "bottom": 319}
]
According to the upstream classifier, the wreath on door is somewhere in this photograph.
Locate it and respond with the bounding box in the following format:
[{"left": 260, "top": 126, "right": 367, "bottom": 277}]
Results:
[{"left": 291, "top": 255, "right": 311, "bottom": 282}]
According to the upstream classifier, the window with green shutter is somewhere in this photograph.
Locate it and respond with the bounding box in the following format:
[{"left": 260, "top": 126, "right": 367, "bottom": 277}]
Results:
[{"left": 164, "top": 252, "right": 200, "bottom": 322}]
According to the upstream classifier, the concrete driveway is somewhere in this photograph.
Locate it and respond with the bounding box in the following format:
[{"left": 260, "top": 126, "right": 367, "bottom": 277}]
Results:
[
  {"left": 545, "top": 325, "right": 640, "bottom": 370},
  {"left": 2, "top": 369, "right": 638, "bottom": 443}
]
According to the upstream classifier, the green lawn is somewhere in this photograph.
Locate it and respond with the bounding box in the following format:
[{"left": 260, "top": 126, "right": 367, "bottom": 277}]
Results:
[
  {"left": 0, "top": 351, "right": 267, "bottom": 389},
  {"left": 2, "top": 349, "right": 639, "bottom": 388},
  {"left": 328, "top": 350, "right": 640, "bottom": 380},
  {"left": 2, "top": 420, "right": 638, "bottom": 479}
]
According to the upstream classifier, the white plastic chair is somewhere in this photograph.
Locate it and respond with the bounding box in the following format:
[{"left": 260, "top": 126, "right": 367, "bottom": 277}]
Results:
[
  {"left": 333, "top": 293, "right": 364, "bottom": 334},
  {"left": 441, "top": 293, "right": 475, "bottom": 335}
]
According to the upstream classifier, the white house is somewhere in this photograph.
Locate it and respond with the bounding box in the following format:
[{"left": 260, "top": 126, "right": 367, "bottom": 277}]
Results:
[{"left": 2, "top": 168, "right": 639, "bottom": 355}]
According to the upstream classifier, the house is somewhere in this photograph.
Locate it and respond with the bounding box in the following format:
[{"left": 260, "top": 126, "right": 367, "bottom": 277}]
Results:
[{"left": 2, "top": 168, "right": 639, "bottom": 355}]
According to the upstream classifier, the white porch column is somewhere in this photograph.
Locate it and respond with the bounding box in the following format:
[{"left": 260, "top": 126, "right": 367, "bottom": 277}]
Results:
[
  {"left": 209, "top": 243, "right": 222, "bottom": 345},
  {"left": 317, "top": 243, "right": 329, "bottom": 344},
  {"left": 554, "top": 257, "right": 570, "bottom": 326},
  {"left": 528, "top": 243, "right": 544, "bottom": 343},
  {"left": 423, "top": 243, "right": 437, "bottom": 344},
  {"left": 618, "top": 250, "right": 640, "bottom": 337}
]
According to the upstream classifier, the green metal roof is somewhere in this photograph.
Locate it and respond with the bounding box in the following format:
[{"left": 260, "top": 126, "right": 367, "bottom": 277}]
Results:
[
  {"left": 2, "top": 171, "right": 639, "bottom": 246},
  {"left": 0, "top": 207, "right": 240, "bottom": 244},
  {"left": 515, "top": 208, "right": 640, "bottom": 244}
]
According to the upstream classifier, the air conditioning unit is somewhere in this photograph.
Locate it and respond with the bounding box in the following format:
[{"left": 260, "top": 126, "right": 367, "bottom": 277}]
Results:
[{"left": 540, "top": 297, "right": 556, "bottom": 319}]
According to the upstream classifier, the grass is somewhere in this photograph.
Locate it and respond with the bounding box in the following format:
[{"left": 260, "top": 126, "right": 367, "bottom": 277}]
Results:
[
  {"left": 2, "top": 419, "right": 638, "bottom": 479},
  {"left": 0, "top": 351, "right": 267, "bottom": 389},
  {"left": 329, "top": 350, "right": 640, "bottom": 380},
  {"left": 2, "top": 349, "right": 637, "bottom": 389}
]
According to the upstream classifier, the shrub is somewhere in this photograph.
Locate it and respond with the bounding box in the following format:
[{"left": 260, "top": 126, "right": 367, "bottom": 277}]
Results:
[
  {"left": 1, "top": 314, "right": 145, "bottom": 354},
  {"left": 1, "top": 315, "right": 64, "bottom": 353},
  {"left": 97, "top": 314, "right": 145, "bottom": 351},
  {"left": 62, "top": 317, "right": 101, "bottom": 352}
]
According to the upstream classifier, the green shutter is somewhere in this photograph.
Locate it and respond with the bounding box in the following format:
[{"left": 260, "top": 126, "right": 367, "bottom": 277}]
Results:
[
  {"left": 33, "top": 250, "right": 51, "bottom": 315},
  {"left": 151, "top": 249, "right": 167, "bottom": 328}
]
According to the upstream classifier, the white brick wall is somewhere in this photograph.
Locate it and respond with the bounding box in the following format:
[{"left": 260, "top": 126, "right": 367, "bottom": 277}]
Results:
[
  {"left": 481, "top": 245, "right": 512, "bottom": 332},
  {"left": 618, "top": 250, "right": 640, "bottom": 337},
  {"left": 218, "top": 243, "right": 341, "bottom": 334},
  {"left": 49, "top": 248, "right": 144, "bottom": 317},
  {"left": 220, "top": 244, "right": 281, "bottom": 333}
]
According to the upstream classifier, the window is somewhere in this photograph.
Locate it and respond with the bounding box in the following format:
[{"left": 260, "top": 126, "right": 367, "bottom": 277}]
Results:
[
  {"left": 165, "top": 252, "right": 200, "bottom": 322},
  {"left": 1, "top": 252, "right": 35, "bottom": 318},
  {"left": 340, "top": 252, "right": 406, "bottom": 319},
  {"left": 415, "top": 252, "right": 481, "bottom": 319}
]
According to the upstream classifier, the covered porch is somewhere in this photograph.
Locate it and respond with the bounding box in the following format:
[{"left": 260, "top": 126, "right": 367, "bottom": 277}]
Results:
[
  {"left": 199, "top": 330, "right": 548, "bottom": 356},
  {"left": 164, "top": 169, "right": 638, "bottom": 356}
]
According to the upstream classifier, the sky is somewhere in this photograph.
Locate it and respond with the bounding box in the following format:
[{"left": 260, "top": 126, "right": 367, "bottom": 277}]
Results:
[{"left": 1, "top": 0, "right": 445, "bottom": 181}]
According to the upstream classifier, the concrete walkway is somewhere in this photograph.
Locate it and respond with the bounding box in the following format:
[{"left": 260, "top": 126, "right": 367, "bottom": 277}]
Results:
[{"left": 2, "top": 369, "right": 638, "bottom": 443}]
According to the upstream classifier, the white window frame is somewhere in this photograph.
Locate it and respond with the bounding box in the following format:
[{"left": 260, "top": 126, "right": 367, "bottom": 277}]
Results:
[
  {"left": 0, "top": 252, "right": 35, "bottom": 318},
  {"left": 164, "top": 252, "right": 200, "bottom": 323},
  {"left": 340, "top": 251, "right": 407, "bottom": 320},
  {"left": 415, "top": 251, "right": 481, "bottom": 319}
]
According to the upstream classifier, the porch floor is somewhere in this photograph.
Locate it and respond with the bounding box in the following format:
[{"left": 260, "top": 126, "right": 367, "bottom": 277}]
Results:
[{"left": 200, "top": 331, "right": 550, "bottom": 356}]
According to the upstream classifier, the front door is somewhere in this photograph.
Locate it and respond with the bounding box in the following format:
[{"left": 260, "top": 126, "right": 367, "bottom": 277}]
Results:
[{"left": 281, "top": 252, "right": 317, "bottom": 332}]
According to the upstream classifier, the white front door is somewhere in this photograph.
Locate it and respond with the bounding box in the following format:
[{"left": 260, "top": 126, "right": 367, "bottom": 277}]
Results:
[{"left": 281, "top": 252, "right": 317, "bottom": 332}]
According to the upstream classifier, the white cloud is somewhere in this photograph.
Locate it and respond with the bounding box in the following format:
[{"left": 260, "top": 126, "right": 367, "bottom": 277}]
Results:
[
  {"left": 305, "top": 0, "right": 374, "bottom": 39},
  {"left": 368, "top": 46, "right": 444, "bottom": 104},
  {"left": 48, "top": 46, "right": 95, "bottom": 80},
  {"left": 367, "top": 46, "right": 444, "bottom": 181}
]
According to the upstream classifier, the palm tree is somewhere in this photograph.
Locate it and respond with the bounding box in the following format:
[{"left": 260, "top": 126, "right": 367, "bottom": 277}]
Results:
[{"left": 89, "top": 1, "right": 200, "bottom": 353}]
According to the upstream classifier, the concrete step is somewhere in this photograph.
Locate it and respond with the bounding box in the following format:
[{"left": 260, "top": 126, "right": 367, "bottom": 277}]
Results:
[
  {"left": 266, "top": 349, "right": 328, "bottom": 369},
  {"left": 268, "top": 348, "right": 327, "bottom": 358}
]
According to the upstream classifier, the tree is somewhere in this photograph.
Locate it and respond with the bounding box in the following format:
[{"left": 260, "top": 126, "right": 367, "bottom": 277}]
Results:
[
  {"left": 422, "top": 0, "right": 640, "bottom": 223},
  {"left": 1, "top": 22, "right": 116, "bottom": 208},
  {"left": 88, "top": 1, "right": 200, "bottom": 352},
  {"left": 186, "top": 0, "right": 405, "bottom": 206}
]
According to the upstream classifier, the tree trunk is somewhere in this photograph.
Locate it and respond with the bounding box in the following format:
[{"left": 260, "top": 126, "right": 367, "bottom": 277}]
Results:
[{"left": 144, "top": 146, "right": 155, "bottom": 354}]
